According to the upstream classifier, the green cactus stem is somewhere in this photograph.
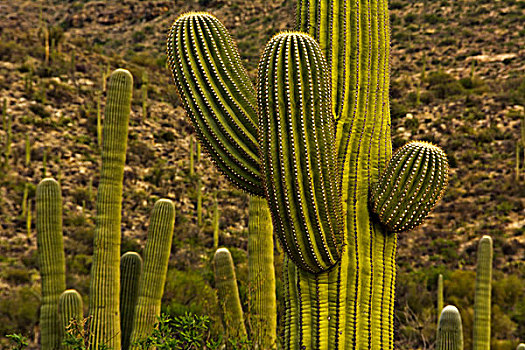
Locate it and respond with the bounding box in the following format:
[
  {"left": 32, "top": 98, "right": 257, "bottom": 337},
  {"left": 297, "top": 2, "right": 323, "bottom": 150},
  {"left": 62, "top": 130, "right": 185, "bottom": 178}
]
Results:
[
  {"left": 436, "top": 305, "right": 463, "bottom": 350},
  {"left": 370, "top": 141, "right": 449, "bottom": 233},
  {"left": 213, "top": 196, "right": 219, "bottom": 249},
  {"left": 36, "top": 178, "right": 66, "bottom": 350},
  {"left": 438, "top": 273, "right": 444, "bottom": 324},
  {"left": 25, "top": 135, "right": 31, "bottom": 167},
  {"left": 120, "top": 252, "right": 143, "bottom": 350},
  {"left": 248, "top": 195, "right": 276, "bottom": 348},
  {"left": 88, "top": 68, "right": 133, "bottom": 350},
  {"left": 213, "top": 247, "right": 247, "bottom": 340},
  {"left": 473, "top": 235, "right": 493, "bottom": 350},
  {"left": 129, "top": 199, "right": 176, "bottom": 348},
  {"left": 167, "top": 12, "right": 263, "bottom": 196},
  {"left": 58, "top": 289, "right": 83, "bottom": 350}
]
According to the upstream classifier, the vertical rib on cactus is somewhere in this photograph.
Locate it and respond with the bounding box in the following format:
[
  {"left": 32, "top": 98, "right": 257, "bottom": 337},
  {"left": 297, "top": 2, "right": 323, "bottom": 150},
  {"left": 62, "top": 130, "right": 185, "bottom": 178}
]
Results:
[
  {"left": 248, "top": 196, "right": 276, "bottom": 348},
  {"left": 473, "top": 235, "right": 493, "bottom": 350},
  {"left": 438, "top": 273, "right": 444, "bottom": 324},
  {"left": 129, "top": 199, "right": 175, "bottom": 348},
  {"left": 436, "top": 305, "right": 463, "bottom": 350},
  {"left": 120, "top": 252, "right": 143, "bottom": 350},
  {"left": 88, "top": 68, "right": 133, "bottom": 350},
  {"left": 58, "top": 289, "right": 83, "bottom": 350},
  {"left": 36, "top": 178, "right": 66, "bottom": 350},
  {"left": 167, "top": 13, "right": 263, "bottom": 196},
  {"left": 213, "top": 247, "right": 247, "bottom": 340}
]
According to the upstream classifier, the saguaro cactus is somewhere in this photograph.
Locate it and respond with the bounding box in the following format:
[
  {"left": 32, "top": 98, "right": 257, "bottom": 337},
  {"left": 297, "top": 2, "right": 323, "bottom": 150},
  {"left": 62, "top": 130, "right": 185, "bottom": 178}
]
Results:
[
  {"left": 58, "top": 289, "right": 83, "bottom": 350},
  {"left": 436, "top": 305, "right": 464, "bottom": 350},
  {"left": 89, "top": 68, "right": 133, "bottom": 350},
  {"left": 438, "top": 273, "right": 444, "bottom": 324},
  {"left": 36, "top": 178, "right": 66, "bottom": 350},
  {"left": 129, "top": 199, "right": 176, "bottom": 348},
  {"left": 213, "top": 247, "right": 247, "bottom": 340},
  {"left": 120, "top": 252, "right": 143, "bottom": 350},
  {"left": 473, "top": 235, "right": 493, "bottom": 350},
  {"left": 517, "top": 344, "right": 525, "bottom": 350},
  {"left": 167, "top": 3, "right": 448, "bottom": 348},
  {"left": 248, "top": 196, "right": 276, "bottom": 348}
]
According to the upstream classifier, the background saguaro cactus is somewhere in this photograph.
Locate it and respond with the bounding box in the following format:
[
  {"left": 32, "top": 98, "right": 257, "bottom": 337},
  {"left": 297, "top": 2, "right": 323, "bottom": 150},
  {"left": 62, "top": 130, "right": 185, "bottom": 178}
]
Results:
[
  {"left": 212, "top": 247, "right": 247, "bottom": 340},
  {"left": 436, "top": 305, "right": 464, "bottom": 350},
  {"left": 120, "top": 252, "right": 143, "bottom": 350},
  {"left": 473, "top": 235, "right": 493, "bottom": 350},
  {"left": 36, "top": 178, "right": 66, "bottom": 350},
  {"left": 58, "top": 289, "right": 83, "bottom": 350},
  {"left": 88, "top": 68, "right": 133, "bottom": 350},
  {"left": 438, "top": 273, "right": 444, "bottom": 324},
  {"left": 129, "top": 199, "right": 176, "bottom": 348}
]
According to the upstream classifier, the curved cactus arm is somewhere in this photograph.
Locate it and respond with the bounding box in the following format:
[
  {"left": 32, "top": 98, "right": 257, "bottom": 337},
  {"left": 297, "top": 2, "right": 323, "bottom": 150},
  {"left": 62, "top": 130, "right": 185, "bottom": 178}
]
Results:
[
  {"left": 89, "top": 68, "right": 133, "bottom": 350},
  {"left": 129, "top": 199, "right": 176, "bottom": 349},
  {"left": 58, "top": 289, "right": 83, "bottom": 350},
  {"left": 247, "top": 196, "right": 276, "bottom": 348},
  {"left": 436, "top": 305, "right": 464, "bottom": 350},
  {"left": 258, "top": 31, "right": 343, "bottom": 274},
  {"left": 370, "top": 141, "right": 449, "bottom": 233},
  {"left": 36, "top": 178, "right": 66, "bottom": 350},
  {"left": 213, "top": 247, "right": 247, "bottom": 340},
  {"left": 167, "top": 12, "right": 263, "bottom": 196},
  {"left": 473, "top": 235, "right": 493, "bottom": 350},
  {"left": 120, "top": 252, "right": 143, "bottom": 350}
]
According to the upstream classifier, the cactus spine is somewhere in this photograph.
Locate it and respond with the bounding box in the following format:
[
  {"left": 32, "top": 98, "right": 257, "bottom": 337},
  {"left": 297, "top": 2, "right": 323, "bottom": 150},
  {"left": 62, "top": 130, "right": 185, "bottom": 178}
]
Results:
[
  {"left": 129, "top": 199, "right": 176, "bottom": 348},
  {"left": 36, "top": 178, "right": 66, "bottom": 350},
  {"left": 213, "top": 247, "right": 247, "bottom": 340},
  {"left": 120, "top": 252, "right": 143, "bottom": 350},
  {"left": 436, "top": 305, "right": 464, "bottom": 350},
  {"left": 88, "top": 68, "right": 133, "bottom": 350},
  {"left": 248, "top": 196, "right": 276, "bottom": 348},
  {"left": 473, "top": 235, "right": 493, "bottom": 350},
  {"left": 438, "top": 273, "right": 444, "bottom": 323},
  {"left": 167, "top": 2, "right": 448, "bottom": 347},
  {"left": 58, "top": 289, "right": 83, "bottom": 350}
]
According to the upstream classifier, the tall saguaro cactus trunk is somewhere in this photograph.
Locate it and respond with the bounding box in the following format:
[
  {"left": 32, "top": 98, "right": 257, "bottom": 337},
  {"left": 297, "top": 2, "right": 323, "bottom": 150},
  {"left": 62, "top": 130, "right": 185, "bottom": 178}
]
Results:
[
  {"left": 36, "top": 178, "right": 66, "bottom": 350},
  {"left": 473, "top": 235, "right": 493, "bottom": 350},
  {"left": 89, "top": 69, "right": 133, "bottom": 349},
  {"left": 248, "top": 196, "right": 276, "bottom": 348}
]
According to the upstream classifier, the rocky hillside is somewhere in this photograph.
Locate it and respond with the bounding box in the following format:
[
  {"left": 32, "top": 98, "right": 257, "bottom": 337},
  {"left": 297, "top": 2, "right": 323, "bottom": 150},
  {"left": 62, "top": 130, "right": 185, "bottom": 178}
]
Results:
[{"left": 0, "top": 0, "right": 523, "bottom": 349}]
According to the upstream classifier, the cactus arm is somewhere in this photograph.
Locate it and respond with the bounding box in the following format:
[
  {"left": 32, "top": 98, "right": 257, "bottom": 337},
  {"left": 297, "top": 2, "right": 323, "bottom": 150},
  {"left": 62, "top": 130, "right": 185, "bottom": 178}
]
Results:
[
  {"left": 58, "top": 289, "right": 83, "bottom": 350},
  {"left": 473, "top": 235, "right": 493, "bottom": 350},
  {"left": 88, "top": 68, "right": 133, "bottom": 350},
  {"left": 258, "top": 32, "right": 343, "bottom": 274},
  {"left": 248, "top": 196, "right": 276, "bottom": 349},
  {"left": 36, "top": 178, "right": 66, "bottom": 350},
  {"left": 120, "top": 252, "right": 143, "bottom": 350},
  {"left": 436, "top": 305, "right": 464, "bottom": 350},
  {"left": 129, "top": 199, "right": 175, "bottom": 348},
  {"left": 213, "top": 247, "right": 247, "bottom": 340},
  {"left": 167, "top": 13, "right": 263, "bottom": 196}
]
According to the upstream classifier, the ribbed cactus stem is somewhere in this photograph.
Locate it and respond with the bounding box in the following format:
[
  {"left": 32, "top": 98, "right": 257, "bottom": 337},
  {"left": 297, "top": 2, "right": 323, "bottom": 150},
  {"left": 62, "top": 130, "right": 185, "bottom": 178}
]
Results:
[
  {"left": 248, "top": 196, "right": 276, "bottom": 348},
  {"left": 436, "top": 305, "right": 463, "bottom": 350},
  {"left": 36, "top": 178, "right": 66, "bottom": 350},
  {"left": 473, "top": 235, "right": 493, "bottom": 350},
  {"left": 438, "top": 274, "right": 444, "bottom": 324},
  {"left": 120, "top": 252, "right": 143, "bottom": 350},
  {"left": 213, "top": 247, "right": 247, "bottom": 340},
  {"left": 129, "top": 199, "right": 176, "bottom": 348},
  {"left": 88, "top": 68, "right": 133, "bottom": 350},
  {"left": 58, "top": 289, "right": 83, "bottom": 350}
]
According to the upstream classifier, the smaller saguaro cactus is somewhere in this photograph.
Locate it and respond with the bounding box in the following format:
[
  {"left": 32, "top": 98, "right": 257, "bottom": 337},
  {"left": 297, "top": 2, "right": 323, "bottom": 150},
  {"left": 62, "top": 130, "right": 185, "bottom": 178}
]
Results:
[
  {"left": 438, "top": 273, "right": 444, "bottom": 323},
  {"left": 25, "top": 135, "right": 31, "bottom": 167},
  {"left": 213, "top": 247, "right": 247, "bottom": 340},
  {"left": 436, "top": 305, "right": 464, "bottom": 350},
  {"left": 58, "top": 289, "right": 83, "bottom": 350},
  {"left": 120, "top": 252, "right": 143, "bottom": 350},
  {"left": 129, "top": 199, "right": 176, "bottom": 349},
  {"left": 473, "top": 235, "right": 493, "bottom": 350},
  {"left": 36, "top": 178, "right": 66, "bottom": 350}
]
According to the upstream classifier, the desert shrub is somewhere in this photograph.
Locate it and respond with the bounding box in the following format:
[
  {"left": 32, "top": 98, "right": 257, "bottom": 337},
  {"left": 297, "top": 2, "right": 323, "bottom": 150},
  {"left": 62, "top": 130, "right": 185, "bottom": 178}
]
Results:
[{"left": 0, "top": 286, "right": 40, "bottom": 336}]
